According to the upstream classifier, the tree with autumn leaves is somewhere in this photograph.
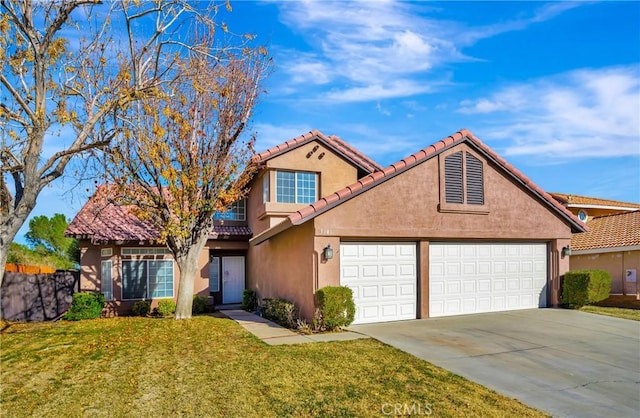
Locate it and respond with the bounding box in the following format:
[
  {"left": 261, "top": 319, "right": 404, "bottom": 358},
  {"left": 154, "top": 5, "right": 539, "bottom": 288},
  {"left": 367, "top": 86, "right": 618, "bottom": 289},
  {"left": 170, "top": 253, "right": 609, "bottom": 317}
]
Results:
[
  {"left": 102, "top": 48, "right": 267, "bottom": 319},
  {"left": 0, "top": 0, "right": 268, "bottom": 319}
]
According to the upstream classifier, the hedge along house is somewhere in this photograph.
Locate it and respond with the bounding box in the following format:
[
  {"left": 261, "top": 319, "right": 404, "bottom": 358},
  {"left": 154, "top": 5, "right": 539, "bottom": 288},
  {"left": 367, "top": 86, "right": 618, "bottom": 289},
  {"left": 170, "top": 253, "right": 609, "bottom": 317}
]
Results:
[{"left": 67, "top": 129, "right": 586, "bottom": 322}]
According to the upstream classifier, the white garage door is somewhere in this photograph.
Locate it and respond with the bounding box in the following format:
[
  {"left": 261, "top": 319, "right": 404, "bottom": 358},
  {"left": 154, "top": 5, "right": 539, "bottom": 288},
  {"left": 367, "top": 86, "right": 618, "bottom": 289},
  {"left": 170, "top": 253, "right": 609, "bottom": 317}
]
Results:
[
  {"left": 429, "top": 242, "right": 547, "bottom": 318},
  {"left": 340, "top": 242, "right": 417, "bottom": 324}
]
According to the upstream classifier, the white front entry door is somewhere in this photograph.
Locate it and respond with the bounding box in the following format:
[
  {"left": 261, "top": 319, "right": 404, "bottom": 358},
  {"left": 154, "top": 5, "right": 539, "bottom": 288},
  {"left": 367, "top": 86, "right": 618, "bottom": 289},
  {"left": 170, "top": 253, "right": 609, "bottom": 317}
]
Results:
[
  {"left": 429, "top": 242, "right": 548, "bottom": 318},
  {"left": 222, "top": 256, "right": 245, "bottom": 304},
  {"left": 340, "top": 242, "right": 417, "bottom": 324}
]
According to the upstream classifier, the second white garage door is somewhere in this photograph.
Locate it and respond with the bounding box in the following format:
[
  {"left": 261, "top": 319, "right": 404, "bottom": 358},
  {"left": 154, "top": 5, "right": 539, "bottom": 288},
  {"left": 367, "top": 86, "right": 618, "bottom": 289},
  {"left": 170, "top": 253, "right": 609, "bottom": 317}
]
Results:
[
  {"left": 429, "top": 242, "right": 548, "bottom": 318},
  {"left": 340, "top": 242, "right": 417, "bottom": 324}
]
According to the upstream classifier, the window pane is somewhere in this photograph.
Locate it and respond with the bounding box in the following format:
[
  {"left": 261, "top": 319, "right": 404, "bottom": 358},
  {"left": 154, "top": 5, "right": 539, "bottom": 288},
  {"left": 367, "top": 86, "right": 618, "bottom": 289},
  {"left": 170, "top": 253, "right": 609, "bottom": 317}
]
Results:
[
  {"left": 122, "top": 260, "right": 147, "bottom": 299},
  {"left": 209, "top": 257, "right": 220, "bottom": 292},
  {"left": 148, "top": 260, "right": 174, "bottom": 298},
  {"left": 213, "top": 199, "right": 246, "bottom": 221},
  {"left": 296, "top": 172, "right": 317, "bottom": 203},
  {"left": 101, "top": 261, "right": 112, "bottom": 301},
  {"left": 276, "top": 171, "right": 295, "bottom": 203}
]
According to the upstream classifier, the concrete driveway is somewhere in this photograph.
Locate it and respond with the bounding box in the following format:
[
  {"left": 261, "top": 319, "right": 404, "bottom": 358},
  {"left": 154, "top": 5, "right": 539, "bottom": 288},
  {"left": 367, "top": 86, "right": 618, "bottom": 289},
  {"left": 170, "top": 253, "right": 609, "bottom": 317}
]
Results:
[{"left": 350, "top": 309, "right": 639, "bottom": 418}]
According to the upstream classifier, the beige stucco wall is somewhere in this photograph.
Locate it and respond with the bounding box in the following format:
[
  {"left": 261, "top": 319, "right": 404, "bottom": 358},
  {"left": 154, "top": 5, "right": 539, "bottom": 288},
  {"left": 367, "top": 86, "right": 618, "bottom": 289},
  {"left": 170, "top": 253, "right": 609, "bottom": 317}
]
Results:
[
  {"left": 79, "top": 240, "right": 247, "bottom": 315},
  {"left": 304, "top": 144, "right": 573, "bottom": 317},
  {"left": 247, "top": 221, "right": 316, "bottom": 320},
  {"left": 570, "top": 250, "right": 640, "bottom": 294},
  {"left": 247, "top": 140, "right": 360, "bottom": 237}
]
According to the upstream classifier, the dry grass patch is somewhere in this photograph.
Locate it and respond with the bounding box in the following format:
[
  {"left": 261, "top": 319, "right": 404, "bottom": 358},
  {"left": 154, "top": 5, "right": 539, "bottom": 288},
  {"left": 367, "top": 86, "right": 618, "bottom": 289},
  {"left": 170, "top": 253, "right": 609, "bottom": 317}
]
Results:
[{"left": 1, "top": 316, "right": 547, "bottom": 417}]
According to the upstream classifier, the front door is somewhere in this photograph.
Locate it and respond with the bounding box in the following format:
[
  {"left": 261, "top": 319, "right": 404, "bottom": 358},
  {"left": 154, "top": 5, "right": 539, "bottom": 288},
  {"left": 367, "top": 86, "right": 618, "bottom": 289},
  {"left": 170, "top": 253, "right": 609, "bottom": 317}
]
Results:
[{"left": 222, "top": 256, "right": 245, "bottom": 304}]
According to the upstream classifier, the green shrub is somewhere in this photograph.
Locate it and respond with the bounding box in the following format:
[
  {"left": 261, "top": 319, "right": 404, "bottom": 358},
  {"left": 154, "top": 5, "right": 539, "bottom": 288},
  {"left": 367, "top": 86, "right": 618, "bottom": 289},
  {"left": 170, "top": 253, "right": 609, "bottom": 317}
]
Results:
[
  {"left": 156, "top": 299, "right": 176, "bottom": 317},
  {"left": 132, "top": 300, "right": 151, "bottom": 317},
  {"left": 192, "top": 295, "right": 207, "bottom": 314},
  {"left": 315, "top": 286, "right": 356, "bottom": 331},
  {"left": 63, "top": 292, "right": 105, "bottom": 321},
  {"left": 242, "top": 289, "right": 258, "bottom": 312},
  {"left": 563, "top": 270, "right": 612, "bottom": 308},
  {"left": 262, "top": 298, "right": 299, "bottom": 329}
]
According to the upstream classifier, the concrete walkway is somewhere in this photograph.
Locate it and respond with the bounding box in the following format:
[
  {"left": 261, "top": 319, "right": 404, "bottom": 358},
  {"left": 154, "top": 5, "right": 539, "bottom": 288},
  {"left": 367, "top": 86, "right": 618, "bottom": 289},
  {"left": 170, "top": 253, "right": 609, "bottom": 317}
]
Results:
[{"left": 219, "top": 309, "right": 366, "bottom": 345}]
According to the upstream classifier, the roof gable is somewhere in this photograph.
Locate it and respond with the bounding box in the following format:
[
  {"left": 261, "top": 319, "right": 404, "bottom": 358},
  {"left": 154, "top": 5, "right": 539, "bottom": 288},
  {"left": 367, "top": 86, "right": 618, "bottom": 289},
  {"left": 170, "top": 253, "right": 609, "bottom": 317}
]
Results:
[
  {"left": 571, "top": 211, "right": 640, "bottom": 251},
  {"left": 251, "top": 129, "right": 587, "bottom": 245},
  {"left": 251, "top": 129, "right": 382, "bottom": 174}
]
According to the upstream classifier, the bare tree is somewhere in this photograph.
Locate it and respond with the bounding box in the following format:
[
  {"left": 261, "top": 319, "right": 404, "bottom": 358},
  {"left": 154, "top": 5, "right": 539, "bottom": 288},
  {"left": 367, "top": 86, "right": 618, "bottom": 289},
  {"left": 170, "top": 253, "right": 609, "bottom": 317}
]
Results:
[
  {"left": 103, "top": 44, "right": 267, "bottom": 318},
  {"left": 0, "top": 0, "right": 230, "bottom": 295}
]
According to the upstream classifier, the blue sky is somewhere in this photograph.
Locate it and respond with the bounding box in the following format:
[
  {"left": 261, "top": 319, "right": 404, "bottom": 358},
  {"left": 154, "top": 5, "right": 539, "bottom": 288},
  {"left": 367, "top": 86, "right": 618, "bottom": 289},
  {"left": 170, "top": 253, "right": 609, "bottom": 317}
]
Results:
[{"left": 16, "top": 0, "right": 640, "bottom": 242}]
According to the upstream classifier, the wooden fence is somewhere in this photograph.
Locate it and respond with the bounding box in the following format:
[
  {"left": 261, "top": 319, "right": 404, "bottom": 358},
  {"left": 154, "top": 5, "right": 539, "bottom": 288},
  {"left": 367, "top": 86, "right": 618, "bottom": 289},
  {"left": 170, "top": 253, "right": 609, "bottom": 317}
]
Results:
[{"left": 1, "top": 270, "right": 79, "bottom": 321}]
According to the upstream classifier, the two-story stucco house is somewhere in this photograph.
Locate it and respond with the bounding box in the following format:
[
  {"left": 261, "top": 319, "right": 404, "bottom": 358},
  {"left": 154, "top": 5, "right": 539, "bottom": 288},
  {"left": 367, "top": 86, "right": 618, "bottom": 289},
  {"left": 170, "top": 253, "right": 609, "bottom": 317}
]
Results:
[{"left": 66, "top": 129, "right": 586, "bottom": 323}]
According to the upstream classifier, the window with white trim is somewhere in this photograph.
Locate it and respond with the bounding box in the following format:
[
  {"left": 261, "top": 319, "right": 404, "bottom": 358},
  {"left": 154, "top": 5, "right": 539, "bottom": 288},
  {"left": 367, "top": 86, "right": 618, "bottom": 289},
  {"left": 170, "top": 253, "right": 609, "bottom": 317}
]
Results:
[
  {"left": 275, "top": 171, "right": 317, "bottom": 204},
  {"left": 101, "top": 260, "right": 113, "bottom": 301},
  {"left": 213, "top": 199, "right": 246, "bottom": 221},
  {"left": 122, "top": 259, "right": 174, "bottom": 300}
]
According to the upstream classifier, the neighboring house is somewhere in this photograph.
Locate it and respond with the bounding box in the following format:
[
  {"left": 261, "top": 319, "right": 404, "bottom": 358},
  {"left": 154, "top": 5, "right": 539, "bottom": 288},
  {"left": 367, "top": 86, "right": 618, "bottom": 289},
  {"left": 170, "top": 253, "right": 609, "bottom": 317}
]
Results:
[
  {"left": 67, "top": 129, "right": 585, "bottom": 323},
  {"left": 548, "top": 192, "right": 640, "bottom": 223},
  {"left": 569, "top": 211, "right": 640, "bottom": 295}
]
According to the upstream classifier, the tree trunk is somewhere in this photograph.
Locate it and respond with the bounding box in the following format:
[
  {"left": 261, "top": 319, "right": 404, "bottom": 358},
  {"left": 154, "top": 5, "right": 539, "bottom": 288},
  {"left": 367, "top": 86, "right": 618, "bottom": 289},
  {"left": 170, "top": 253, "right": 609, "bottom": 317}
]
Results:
[{"left": 173, "top": 234, "right": 209, "bottom": 320}]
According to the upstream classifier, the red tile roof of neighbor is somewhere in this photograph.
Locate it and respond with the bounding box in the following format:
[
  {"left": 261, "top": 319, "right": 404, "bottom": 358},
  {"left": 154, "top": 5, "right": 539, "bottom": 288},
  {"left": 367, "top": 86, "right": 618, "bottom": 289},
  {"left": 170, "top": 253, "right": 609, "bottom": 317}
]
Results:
[
  {"left": 251, "top": 129, "right": 383, "bottom": 174},
  {"left": 66, "top": 188, "right": 252, "bottom": 243},
  {"left": 549, "top": 193, "right": 640, "bottom": 209},
  {"left": 571, "top": 211, "right": 640, "bottom": 251},
  {"left": 251, "top": 129, "right": 587, "bottom": 245}
]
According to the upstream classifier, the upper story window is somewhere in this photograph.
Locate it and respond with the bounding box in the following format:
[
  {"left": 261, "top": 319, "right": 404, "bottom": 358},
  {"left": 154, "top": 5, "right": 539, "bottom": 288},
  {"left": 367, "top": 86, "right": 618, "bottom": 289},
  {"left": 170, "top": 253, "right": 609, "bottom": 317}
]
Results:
[
  {"left": 440, "top": 149, "right": 488, "bottom": 213},
  {"left": 275, "top": 171, "right": 318, "bottom": 204},
  {"left": 213, "top": 199, "right": 246, "bottom": 221},
  {"left": 444, "top": 151, "right": 484, "bottom": 205}
]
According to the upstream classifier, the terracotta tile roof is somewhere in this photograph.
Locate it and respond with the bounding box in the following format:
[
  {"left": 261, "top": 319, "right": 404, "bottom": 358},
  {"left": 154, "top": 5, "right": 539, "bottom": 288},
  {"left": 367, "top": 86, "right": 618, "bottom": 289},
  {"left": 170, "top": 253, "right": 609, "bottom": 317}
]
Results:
[
  {"left": 211, "top": 225, "right": 252, "bottom": 238},
  {"left": 571, "top": 211, "right": 640, "bottom": 251},
  {"left": 549, "top": 193, "right": 640, "bottom": 209},
  {"left": 251, "top": 129, "right": 383, "bottom": 174},
  {"left": 66, "top": 192, "right": 160, "bottom": 243},
  {"left": 66, "top": 186, "right": 252, "bottom": 243},
  {"left": 251, "top": 129, "right": 586, "bottom": 245}
]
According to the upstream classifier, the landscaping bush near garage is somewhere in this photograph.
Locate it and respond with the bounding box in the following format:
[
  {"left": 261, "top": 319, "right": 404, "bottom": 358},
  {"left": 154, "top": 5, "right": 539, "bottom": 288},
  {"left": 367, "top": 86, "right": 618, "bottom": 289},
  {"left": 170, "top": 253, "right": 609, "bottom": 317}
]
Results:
[
  {"left": 562, "top": 270, "right": 612, "bottom": 308},
  {"left": 63, "top": 292, "right": 105, "bottom": 321},
  {"left": 262, "top": 298, "right": 299, "bottom": 328},
  {"left": 315, "top": 286, "right": 356, "bottom": 331}
]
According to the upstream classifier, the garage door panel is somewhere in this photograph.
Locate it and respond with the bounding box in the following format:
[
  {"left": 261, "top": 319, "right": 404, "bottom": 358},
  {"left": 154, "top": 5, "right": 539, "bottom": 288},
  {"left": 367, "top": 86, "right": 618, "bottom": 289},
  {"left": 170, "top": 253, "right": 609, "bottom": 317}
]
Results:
[
  {"left": 430, "top": 242, "right": 548, "bottom": 318},
  {"left": 341, "top": 242, "right": 417, "bottom": 324}
]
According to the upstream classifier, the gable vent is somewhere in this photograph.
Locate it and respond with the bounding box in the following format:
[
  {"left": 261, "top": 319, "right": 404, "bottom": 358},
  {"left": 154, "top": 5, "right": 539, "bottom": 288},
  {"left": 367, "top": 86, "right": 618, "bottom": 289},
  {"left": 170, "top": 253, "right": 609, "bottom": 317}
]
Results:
[
  {"left": 466, "top": 153, "right": 484, "bottom": 205},
  {"left": 444, "top": 151, "right": 464, "bottom": 204}
]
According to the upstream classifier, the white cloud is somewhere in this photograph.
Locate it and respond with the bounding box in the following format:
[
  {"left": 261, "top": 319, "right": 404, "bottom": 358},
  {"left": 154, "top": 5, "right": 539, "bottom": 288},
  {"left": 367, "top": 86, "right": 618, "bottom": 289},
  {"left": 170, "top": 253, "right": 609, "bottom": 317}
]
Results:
[
  {"left": 275, "top": 0, "right": 586, "bottom": 102},
  {"left": 460, "top": 66, "right": 640, "bottom": 159},
  {"left": 325, "top": 80, "right": 435, "bottom": 103},
  {"left": 376, "top": 102, "right": 391, "bottom": 117}
]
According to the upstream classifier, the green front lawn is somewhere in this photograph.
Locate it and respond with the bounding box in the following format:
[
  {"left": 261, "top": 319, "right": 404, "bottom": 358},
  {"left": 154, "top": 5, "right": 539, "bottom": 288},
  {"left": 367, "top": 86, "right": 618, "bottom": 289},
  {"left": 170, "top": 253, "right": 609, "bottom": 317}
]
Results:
[
  {"left": 1, "top": 316, "right": 546, "bottom": 417},
  {"left": 580, "top": 305, "right": 640, "bottom": 321}
]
